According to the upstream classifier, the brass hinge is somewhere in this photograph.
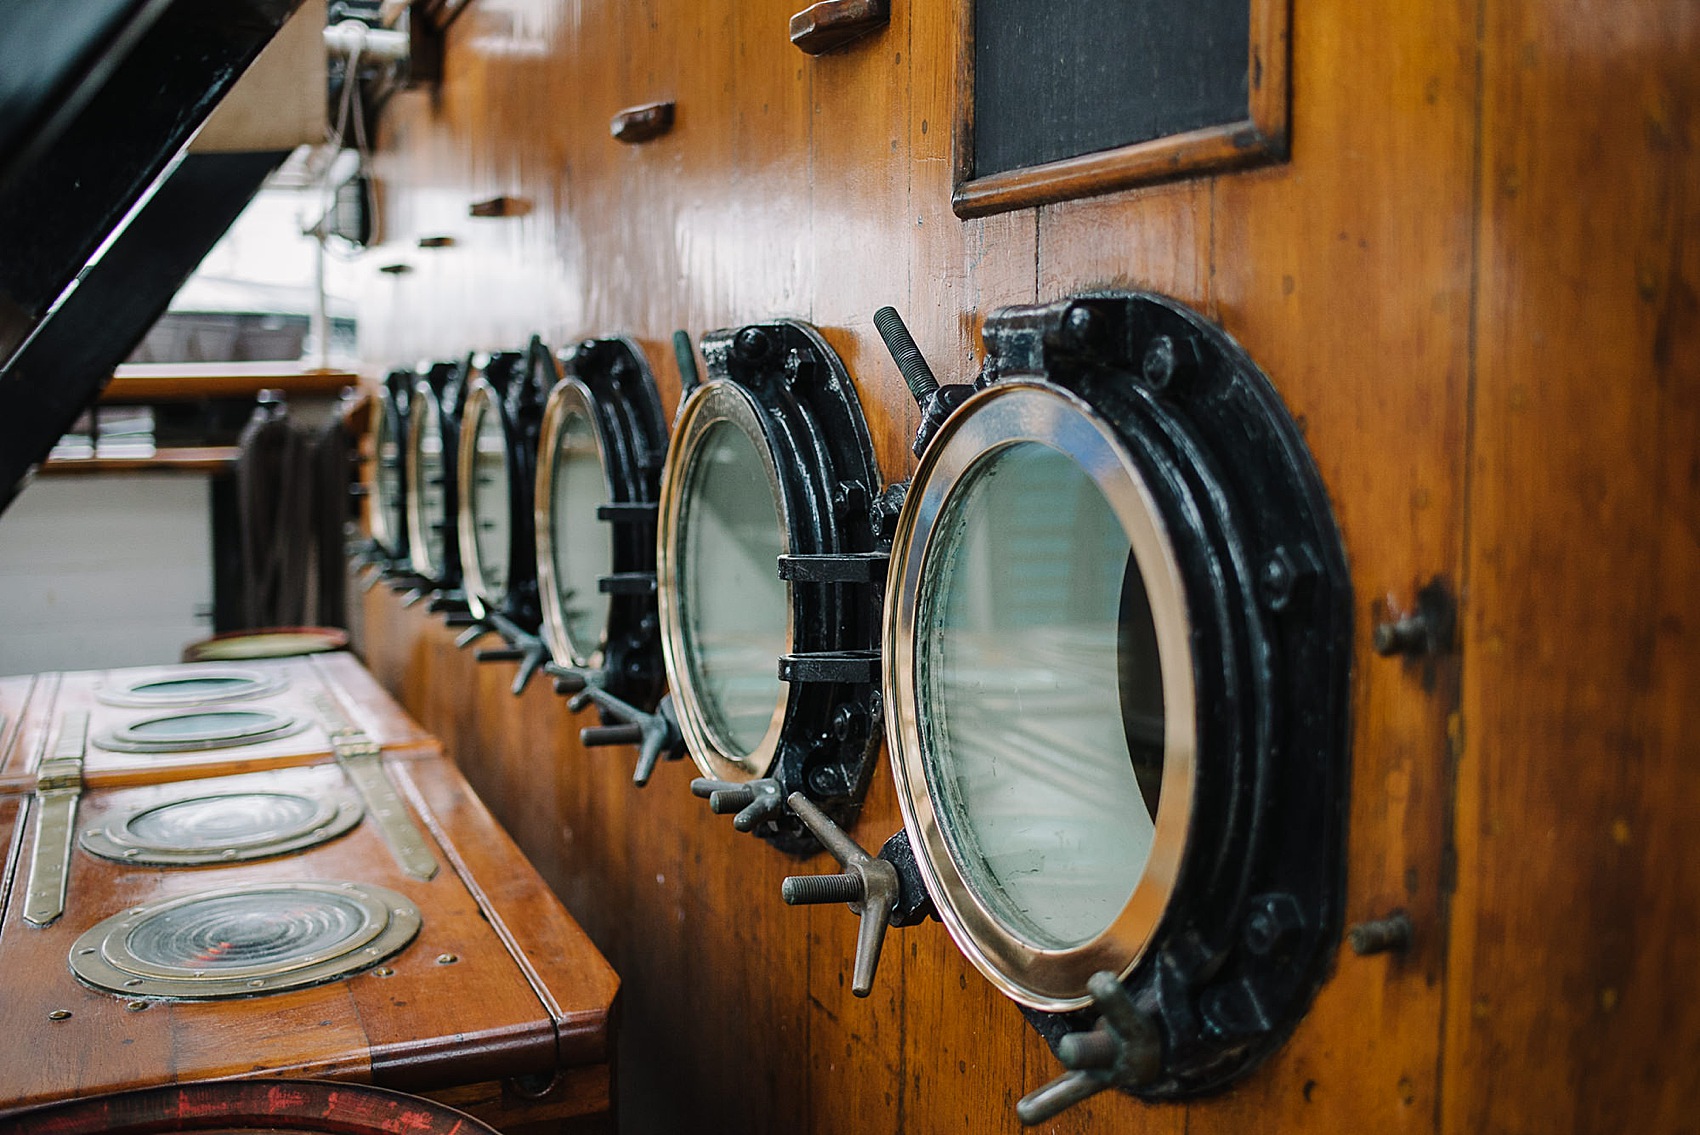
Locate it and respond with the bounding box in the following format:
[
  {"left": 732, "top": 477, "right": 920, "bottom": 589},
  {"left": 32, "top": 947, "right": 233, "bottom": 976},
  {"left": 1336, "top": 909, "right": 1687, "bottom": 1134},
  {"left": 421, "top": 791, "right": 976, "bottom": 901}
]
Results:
[
  {"left": 25, "top": 710, "right": 88, "bottom": 927},
  {"left": 311, "top": 694, "right": 438, "bottom": 881}
]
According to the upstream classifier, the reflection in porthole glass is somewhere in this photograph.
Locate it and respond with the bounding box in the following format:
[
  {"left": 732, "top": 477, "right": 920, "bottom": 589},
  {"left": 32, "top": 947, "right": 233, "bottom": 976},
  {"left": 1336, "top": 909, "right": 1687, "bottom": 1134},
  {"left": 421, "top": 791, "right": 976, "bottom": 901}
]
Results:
[
  {"left": 469, "top": 400, "right": 512, "bottom": 596},
  {"left": 548, "top": 406, "right": 612, "bottom": 662},
  {"left": 679, "top": 419, "right": 788, "bottom": 755},
  {"left": 411, "top": 394, "right": 447, "bottom": 577},
  {"left": 128, "top": 710, "right": 285, "bottom": 743},
  {"left": 917, "top": 440, "right": 1163, "bottom": 950}
]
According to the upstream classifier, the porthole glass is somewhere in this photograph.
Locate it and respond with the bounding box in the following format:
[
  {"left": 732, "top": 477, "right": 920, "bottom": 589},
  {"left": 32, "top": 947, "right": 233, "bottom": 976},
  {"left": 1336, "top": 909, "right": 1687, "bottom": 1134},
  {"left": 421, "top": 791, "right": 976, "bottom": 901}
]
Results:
[
  {"left": 454, "top": 346, "right": 547, "bottom": 634},
  {"left": 464, "top": 392, "right": 513, "bottom": 600},
  {"left": 679, "top": 417, "right": 790, "bottom": 755},
  {"left": 407, "top": 386, "right": 450, "bottom": 581},
  {"left": 540, "top": 395, "right": 612, "bottom": 664},
  {"left": 888, "top": 381, "right": 1196, "bottom": 1011},
  {"left": 917, "top": 439, "right": 1164, "bottom": 952},
  {"left": 371, "top": 384, "right": 407, "bottom": 560},
  {"left": 97, "top": 706, "right": 308, "bottom": 754},
  {"left": 96, "top": 667, "right": 285, "bottom": 708}
]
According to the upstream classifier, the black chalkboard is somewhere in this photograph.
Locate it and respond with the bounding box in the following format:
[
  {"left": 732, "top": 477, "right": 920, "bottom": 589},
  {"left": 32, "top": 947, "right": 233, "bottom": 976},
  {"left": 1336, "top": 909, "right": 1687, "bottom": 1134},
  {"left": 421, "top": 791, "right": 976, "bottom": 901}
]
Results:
[{"left": 971, "top": 0, "right": 1252, "bottom": 179}]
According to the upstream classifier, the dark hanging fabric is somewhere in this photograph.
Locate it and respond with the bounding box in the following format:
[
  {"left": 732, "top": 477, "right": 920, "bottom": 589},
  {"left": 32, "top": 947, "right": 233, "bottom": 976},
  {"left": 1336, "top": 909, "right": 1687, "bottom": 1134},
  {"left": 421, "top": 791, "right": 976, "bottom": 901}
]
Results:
[{"left": 234, "top": 393, "right": 352, "bottom": 629}]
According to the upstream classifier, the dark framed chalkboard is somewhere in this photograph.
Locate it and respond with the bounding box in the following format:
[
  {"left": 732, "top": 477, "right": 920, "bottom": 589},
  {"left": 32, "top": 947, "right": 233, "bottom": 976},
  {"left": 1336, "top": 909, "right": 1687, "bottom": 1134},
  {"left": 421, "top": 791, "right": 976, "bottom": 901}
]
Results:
[{"left": 952, "top": 0, "right": 1290, "bottom": 217}]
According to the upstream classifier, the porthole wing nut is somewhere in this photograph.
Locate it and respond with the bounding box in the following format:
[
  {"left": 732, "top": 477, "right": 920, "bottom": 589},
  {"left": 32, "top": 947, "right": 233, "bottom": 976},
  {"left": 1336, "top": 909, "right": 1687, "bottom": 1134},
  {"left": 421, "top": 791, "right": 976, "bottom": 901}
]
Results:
[
  {"left": 690, "top": 776, "right": 784, "bottom": 831},
  {"left": 580, "top": 690, "right": 685, "bottom": 786},
  {"left": 780, "top": 793, "right": 900, "bottom": 997},
  {"left": 1016, "top": 972, "right": 1163, "bottom": 1125}
]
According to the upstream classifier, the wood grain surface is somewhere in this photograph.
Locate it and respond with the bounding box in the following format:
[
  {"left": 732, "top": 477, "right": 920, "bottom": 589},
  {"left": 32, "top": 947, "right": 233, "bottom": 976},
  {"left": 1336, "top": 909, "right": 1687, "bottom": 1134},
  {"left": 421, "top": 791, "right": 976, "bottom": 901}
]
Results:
[
  {"left": 347, "top": 0, "right": 1700, "bottom": 1132},
  {"left": 0, "top": 659, "right": 435, "bottom": 786},
  {"left": 0, "top": 753, "right": 615, "bottom": 1129}
]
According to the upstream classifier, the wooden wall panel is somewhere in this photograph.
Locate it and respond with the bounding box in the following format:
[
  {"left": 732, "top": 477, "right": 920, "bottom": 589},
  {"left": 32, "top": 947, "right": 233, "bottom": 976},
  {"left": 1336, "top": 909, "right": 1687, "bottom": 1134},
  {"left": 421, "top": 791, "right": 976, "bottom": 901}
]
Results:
[
  {"left": 351, "top": 0, "right": 1699, "bottom": 1131},
  {"left": 1445, "top": 2, "right": 1700, "bottom": 1133}
]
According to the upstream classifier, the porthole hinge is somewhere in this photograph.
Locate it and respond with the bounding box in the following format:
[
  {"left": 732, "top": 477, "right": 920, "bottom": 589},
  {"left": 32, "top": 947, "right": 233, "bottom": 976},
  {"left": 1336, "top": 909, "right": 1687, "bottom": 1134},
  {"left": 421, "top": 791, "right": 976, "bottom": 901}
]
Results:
[
  {"left": 24, "top": 710, "right": 88, "bottom": 928},
  {"left": 777, "top": 650, "right": 881, "bottom": 685},
  {"left": 596, "top": 502, "right": 660, "bottom": 524},
  {"left": 776, "top": 552, "right": 889, "bottom": 583},
  {"left": 311, "top": 694, "right": 439, "bottom": 881}
]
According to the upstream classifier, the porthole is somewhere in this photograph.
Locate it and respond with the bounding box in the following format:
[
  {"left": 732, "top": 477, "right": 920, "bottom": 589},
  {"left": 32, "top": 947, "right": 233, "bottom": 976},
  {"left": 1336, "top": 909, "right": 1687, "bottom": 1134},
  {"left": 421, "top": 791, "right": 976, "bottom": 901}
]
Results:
[
  {"left": 889, "top": 382, "right": 1194, "bottom": 1009},
  {"left": 79, "top": 786, "right": 363, "bottom": 865},
  {"left": 96, "top": 707, "right": 308, "bottom": 754},
  {"left": 369, "top": 367, "right": 412, "bottom": 565},
  {"left": 535, "top": 337, "right": 668, "bottom": 712},
  {"left": 95, "top": 666, "right": 286, "bottom": 708},
  {"left": 788, "top": 293, "right": 1351, "bottom": 1119},
  {"left": 455, "top": 341, "right": 548, "bottom": 636},
  {"left": 653, "top": 320, "right": 893, "bottom": 849},
  {"left": 68, "top": 881, "right": 420, "bottom": 999},
  {"left": 405, "top": 358, "right": 470, "bottom": 590}
]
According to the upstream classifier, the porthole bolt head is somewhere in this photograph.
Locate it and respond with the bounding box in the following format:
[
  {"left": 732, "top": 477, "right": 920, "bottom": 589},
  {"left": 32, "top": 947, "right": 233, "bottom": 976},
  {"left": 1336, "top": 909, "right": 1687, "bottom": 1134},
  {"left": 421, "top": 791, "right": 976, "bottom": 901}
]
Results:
[
  {"left": 1059, "top": 303, "right": 1103, "bottom": 354},
  {"left": 1243, "top": 892, "right": 1304, "bottom": 957},
  {"left": 1017, "top": 972, "right": 1163, "bottom": 1125},
  {"left": 690, "top": 777, "right": 785, "bottom": 831},
  {"left": 733, "top": 326, "right": 773, "bottom": 362},
  {"left": 1348, "top": 911, "right": 1413, "bottom": 956},
  {"left": 1139, "top": 333, "right": 1199, "bottom": 393},
  {"left": 1258, "top": 545, "right": 1318, "bottom": 612},
  {"left": 780, "top": 793, "right": 899, "bottom": 998}
]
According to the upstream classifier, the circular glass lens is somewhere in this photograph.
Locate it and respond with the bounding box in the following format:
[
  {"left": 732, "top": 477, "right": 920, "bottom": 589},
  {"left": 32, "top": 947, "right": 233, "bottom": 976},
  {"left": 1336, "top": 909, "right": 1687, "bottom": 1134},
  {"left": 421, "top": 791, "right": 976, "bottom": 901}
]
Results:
[
  {"left": 679, "top": 419, "right": 788, "bottom": 755},
  {"left": 916, "top": 441, "right": 1164, "bottom": 950},
  {"left": 469, "top": 401, "right": 512, "bottom": 596},
  {"left": 128, "top": 710, "right": 284, "bottom": 743},
  {"left": 130, "top": 675, "right": 260, "bottom": 698},
  {"left": 121, "top": 888, "right": 376, "bottom": 974},
  {"left": 127, "top": 792, "right": 323, "bottom": 850},
  {"left": 413, "top": 396, "right": 447, "bottom": 575},
  {"left": 548, "top": 407, "right": 612, "bottom": 661}
]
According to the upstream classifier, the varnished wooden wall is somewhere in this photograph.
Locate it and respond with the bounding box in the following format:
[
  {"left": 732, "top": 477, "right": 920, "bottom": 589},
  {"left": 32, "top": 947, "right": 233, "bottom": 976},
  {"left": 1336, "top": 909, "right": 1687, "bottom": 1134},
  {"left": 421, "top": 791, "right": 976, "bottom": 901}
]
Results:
[{"left": 352, "top": 0, "right": 1700, "bottom": 1131}]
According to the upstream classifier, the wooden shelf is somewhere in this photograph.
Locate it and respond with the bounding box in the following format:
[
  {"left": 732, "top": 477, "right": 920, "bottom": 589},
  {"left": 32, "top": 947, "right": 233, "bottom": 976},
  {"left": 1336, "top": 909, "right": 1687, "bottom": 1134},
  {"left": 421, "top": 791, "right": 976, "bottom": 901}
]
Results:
[
  {"left": 100, "top": 362, "right": 359, "bottom": 402},
  {"left": 38, "top": 446, "right": 240, "bottom": 476}
]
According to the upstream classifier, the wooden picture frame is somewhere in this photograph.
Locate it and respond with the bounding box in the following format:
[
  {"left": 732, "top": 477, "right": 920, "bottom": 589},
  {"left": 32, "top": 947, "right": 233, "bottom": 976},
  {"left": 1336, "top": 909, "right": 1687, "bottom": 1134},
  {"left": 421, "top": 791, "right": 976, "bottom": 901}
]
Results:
[{"left": 951, "top": 0, "right": 1291, "bottom": 218}]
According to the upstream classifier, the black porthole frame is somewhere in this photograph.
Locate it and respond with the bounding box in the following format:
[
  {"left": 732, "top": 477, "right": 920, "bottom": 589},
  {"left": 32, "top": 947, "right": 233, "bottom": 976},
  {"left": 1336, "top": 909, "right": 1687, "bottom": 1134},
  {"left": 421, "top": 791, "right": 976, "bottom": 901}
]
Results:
[
  {"left": 538, "top": 336, "right": 669, "bottom": 713},
  {"left": 368, "top": 366, "right": 413, "bottom": 566},
  {"left": 662, "top": 319, "right": 894, "bottom": 854},
  {"left": 404, "top": 356, "right": 471, "bottom": 599},
  {"left": 894, "top": 292, "right": 1352, "bottom": 1103},
  {"left": 456, "top": 341, "right": 548, "bottom": 638}
]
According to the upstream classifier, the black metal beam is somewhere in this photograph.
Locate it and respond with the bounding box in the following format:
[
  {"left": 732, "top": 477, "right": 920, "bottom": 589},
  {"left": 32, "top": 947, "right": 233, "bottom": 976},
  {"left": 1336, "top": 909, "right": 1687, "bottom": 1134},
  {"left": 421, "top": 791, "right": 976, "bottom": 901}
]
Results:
[
  {"left": 0, "top": 150, "right": 287, "bottom": 511},
  {"left": 0, "top": 0, "right": 303, "bottom": 362}
]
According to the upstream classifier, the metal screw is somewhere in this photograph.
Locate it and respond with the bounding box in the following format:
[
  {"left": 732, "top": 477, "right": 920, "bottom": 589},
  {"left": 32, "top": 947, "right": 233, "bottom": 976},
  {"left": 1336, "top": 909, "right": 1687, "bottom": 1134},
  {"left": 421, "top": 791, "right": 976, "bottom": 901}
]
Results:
[
  {"left": 1348, "top": 912, "right": 1413, "bottom": 955},
  {"left": 782, "top": 348, "right": 814, "bottom": 386},
  {"left": 436, "top": 953, "right": 459, "bottom": 965},
  {"left": 1243, "top": 893, "right": 1304, "bottom": 957},
  {"left": 1261, "top": 555, "right": 1295, "bottom": 611},
  {"left": 782, "top": 873, "right": 865, "bottom": 905},
  {"left": 873, "top": 305, "right": 939, "bottom": 405},
  {"left": 47, "top": 1009, "right": 71, "bottom": 1021},
  {"left": 125, "top": 1000, "right": 148, "bottom": 1012},
  {"left": 733, "top": 326, "right": 772, "bottom": 362},
  {"left": 1142, "top": 335, "right": 1178, "bottom": 390},
  {"left": 1060, "top": 304, "right": 1101, "bottom": 352},
  {"left": 373, "top": 966, "right": 396, "bottom": 978},
  {"left": 1373, "top": 616, "right": 1430, "bottom": 657}
]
